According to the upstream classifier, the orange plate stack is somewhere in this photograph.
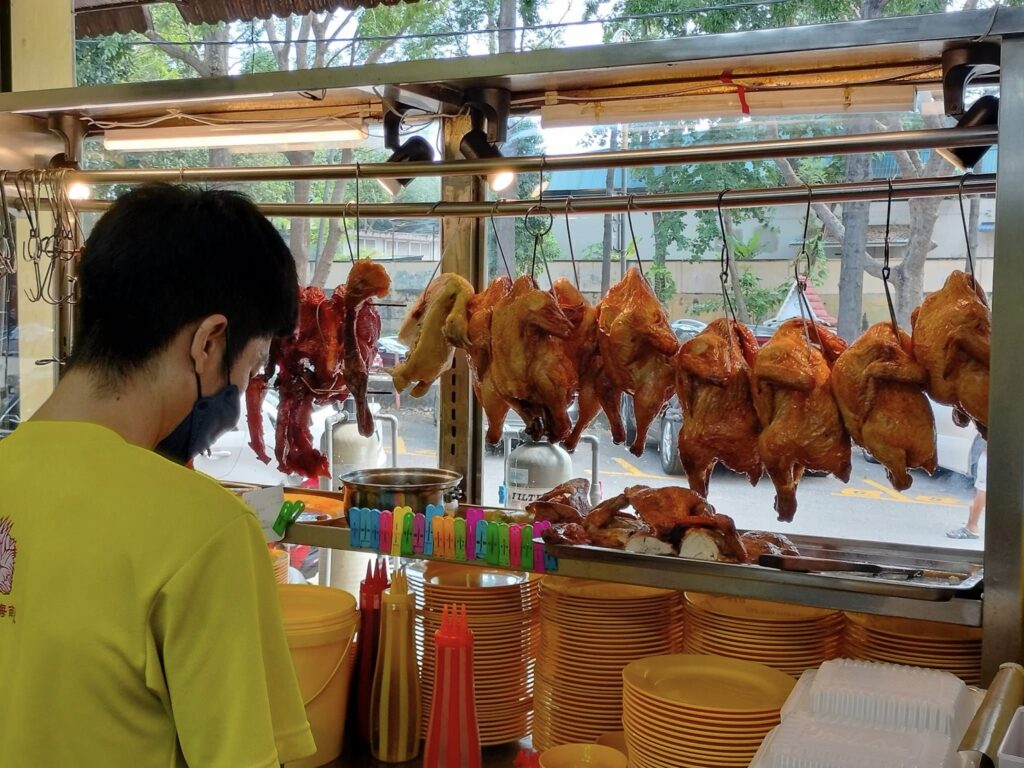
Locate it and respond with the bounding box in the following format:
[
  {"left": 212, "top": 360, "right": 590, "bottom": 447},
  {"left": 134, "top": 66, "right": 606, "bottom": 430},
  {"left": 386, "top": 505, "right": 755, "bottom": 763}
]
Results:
[
  {"left": 532, "top": 577, "right": 685, "bottom": 752},
  {"left": 843, "top": 612, "right": 982, "bottom": 685},
  {"left": 407, "top": 561, "right": 540, "bottom": 746},
  {"left": 683, "top": 593, "right": 844, "bottom": 677},
  {"left": 270, "top": 548, "right": 290, "bottom": 584},
  {"left": 623, "top": 654, "right": 793, "bottom": 768}
]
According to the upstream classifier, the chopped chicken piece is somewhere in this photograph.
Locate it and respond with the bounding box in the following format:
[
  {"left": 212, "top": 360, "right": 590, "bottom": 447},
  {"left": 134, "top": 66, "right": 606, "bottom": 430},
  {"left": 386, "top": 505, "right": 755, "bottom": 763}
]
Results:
[
  {"left": 832, "top": 322, "right": 938, "bottom": 490},
  {"left": 541, "top": 522, "right": 591, "bottom": 546},
  {"left": 679, "top": 528, "right": 733, "bottom": 562},
  {"left": 526, "top": 478, "right": 591, "bottom": 520},
  {"left": 911, "top": 270, "right": 990, "bottom": 437},
  {"left": 739, "top": 531, "right": 800, "bottom": 560},
  {"left": 625, "top": 535, "right": 676, "bottom": 556}
]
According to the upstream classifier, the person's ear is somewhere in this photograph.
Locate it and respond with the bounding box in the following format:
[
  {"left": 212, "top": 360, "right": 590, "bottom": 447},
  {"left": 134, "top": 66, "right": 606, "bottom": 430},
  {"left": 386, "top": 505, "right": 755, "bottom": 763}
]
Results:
[{"left": 190, "top": 314, "right": 229, "bottom": 377}]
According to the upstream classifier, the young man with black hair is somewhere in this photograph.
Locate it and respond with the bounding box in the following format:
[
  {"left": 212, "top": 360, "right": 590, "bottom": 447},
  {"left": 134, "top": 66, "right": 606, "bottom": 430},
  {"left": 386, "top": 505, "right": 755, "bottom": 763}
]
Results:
[{"left": 0, "top": 184, "right": 316, "bottom": 767}]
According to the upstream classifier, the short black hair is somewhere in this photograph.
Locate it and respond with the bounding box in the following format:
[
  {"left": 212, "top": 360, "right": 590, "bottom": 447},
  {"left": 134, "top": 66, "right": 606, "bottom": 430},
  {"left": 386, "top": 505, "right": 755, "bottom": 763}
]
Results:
[{"left": 73, "top": 184, "right": 298, "bottom": 380}]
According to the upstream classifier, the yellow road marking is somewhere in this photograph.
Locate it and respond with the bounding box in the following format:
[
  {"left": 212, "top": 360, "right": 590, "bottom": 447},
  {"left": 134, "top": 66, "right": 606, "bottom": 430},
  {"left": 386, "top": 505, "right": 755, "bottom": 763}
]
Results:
[
  {"left": 610, "top": 458, "right": 665, "bottom": 480},
  {"left": 833, "top": 478, "right": 964, "bottom": 508},
  {"left": 392, "top": 436, "right": 407, "bottom": 454}
]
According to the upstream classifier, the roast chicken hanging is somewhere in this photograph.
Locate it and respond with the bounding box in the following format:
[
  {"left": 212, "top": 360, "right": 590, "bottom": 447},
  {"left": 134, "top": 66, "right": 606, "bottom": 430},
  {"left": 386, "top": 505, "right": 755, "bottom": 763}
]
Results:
[
  {"left": 752, "top": 319, "right": 851, "bottom": 522},
  {"left": 911, "top": 270, "right": 990, "bottom": 437},
  {"left": 674, "top": 319, "right": 763, "bottom": 498},
  {"left": 246, "top": 262, "right": 390, "bottom": 479},
  {"left": 832, "top": 322, "right": 938, "bottom": 490}
]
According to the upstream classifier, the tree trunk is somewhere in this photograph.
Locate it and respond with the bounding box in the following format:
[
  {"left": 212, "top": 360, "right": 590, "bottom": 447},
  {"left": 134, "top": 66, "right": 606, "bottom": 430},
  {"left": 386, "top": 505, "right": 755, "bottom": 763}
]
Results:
[
  {"left": 286, "top": 150, "right": 315, "bottom": 284},
  {"left": 837, "top": 122, "right": 873, "bottom": 342},
  {"left": 498, "top": 0, "right": 517, "bottom": 53},
  {"left": 601, "top": 126, "right": 618, "bottom": 294},
  {"left": 721, "top": 212, "right": 752, "bottom": 324}
]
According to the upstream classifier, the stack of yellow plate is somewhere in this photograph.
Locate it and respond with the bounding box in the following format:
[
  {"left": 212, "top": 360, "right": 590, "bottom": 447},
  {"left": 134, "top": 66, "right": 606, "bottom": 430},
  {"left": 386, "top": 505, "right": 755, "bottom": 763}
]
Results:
[
  {"left": 623, "top": 654, "right": 793, "bottom": 768},
  {"left": 269, "top": 547, "right": 289, "bottom": 584},
  {"left": 532, "top": 577, "right": 685, "bottom": 751},
  {"left": 844, "top": 612, "right": 982, "bottom": 685},
  {"left": 408, "top": 562, "right": 540, "bottom": 746},
  {"left": 683, "top": 593, "right": 844, "bottom": 677}
]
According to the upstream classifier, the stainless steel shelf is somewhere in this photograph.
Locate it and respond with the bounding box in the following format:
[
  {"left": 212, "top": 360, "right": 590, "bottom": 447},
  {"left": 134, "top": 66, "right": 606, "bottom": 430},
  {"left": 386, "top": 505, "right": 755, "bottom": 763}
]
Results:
[{"left": 285, "top": 522, "right": 983, "bottom": 627}]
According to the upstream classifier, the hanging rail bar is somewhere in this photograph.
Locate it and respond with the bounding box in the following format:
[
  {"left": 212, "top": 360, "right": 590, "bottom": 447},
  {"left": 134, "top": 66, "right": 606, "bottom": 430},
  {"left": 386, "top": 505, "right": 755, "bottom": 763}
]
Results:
[
  {"left": 64, "top": 174, "right": 994, "bottom": 218},
  {"left": 69, "top": 126, "right": 997, "bottom": 184}
]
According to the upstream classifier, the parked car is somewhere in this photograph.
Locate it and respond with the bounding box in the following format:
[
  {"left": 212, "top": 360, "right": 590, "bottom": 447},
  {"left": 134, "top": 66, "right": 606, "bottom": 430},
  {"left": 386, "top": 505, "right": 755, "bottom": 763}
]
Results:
[
  {"left": 376, "top": 335, "right": 408, "bottom": 368},
  {"left": 624, "top": 319, "right": 705, "bottom": 454},
  {"left": 932, "top": 400, "right": 985, "bottom": 480},
  {"left": 859, "top": 398, "right": 982, "bottom": 480}
]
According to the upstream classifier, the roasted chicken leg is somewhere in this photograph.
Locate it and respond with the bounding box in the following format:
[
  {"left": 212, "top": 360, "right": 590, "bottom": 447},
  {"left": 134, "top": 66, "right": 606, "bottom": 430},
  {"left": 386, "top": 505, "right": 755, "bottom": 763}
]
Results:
[
  {"left": 911, "top": 270, "right": 990, "bottom": 437},
  {"left": 832, "top": 322, "right": 937, "bottom": 490},
  {"left": 752, "top": 319, "right": 851, "bottom": 522},
  {"left": 675, "top": 319, "right": 763, "bottom": 497}
]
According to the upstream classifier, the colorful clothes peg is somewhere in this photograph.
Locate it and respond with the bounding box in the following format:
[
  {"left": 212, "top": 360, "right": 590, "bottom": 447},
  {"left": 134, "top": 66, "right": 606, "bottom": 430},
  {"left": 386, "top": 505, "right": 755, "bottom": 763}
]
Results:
[
  {"left": 379, "top": 510, "right": 394, "bottom": 555},
  {"left": 454, "top": 518, "right": 467, "bottom": 562},
  {"left": 369, "top": 509, "right": 382, "bottom": 550},
  {"left": 413, "top": 513, "right": 426, "bottom": 554},
  {"left": 509, "top": 524, "right": 522, "bottom": 568},
  {"left": 400, "top": 510, "right": 415, "bottom": 556},
  {"left": 465, "top": 508, "right": 484, "bottom": 560}
]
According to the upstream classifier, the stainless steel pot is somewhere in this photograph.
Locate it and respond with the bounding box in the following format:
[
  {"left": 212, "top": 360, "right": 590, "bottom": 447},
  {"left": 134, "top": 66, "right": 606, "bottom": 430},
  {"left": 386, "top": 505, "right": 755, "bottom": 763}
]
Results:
[{"left": 339, "top": 467, "right": 464, "bottom": 518}]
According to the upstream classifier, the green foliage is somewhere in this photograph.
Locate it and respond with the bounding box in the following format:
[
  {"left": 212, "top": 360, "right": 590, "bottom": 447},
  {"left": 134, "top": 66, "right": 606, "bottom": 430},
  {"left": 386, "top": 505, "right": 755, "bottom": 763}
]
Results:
[
  {"left": 647, "top": 263, "right": 676, "bottom": 303},
  {"left": 693, "top": 270, "right": 788, "bottom": 323}
]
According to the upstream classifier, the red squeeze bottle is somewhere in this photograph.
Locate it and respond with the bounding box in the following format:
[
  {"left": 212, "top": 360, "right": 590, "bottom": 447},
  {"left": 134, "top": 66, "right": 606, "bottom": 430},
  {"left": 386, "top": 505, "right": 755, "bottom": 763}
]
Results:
[
  {"left": 350, "top": 558, "right": 389, "bottom": 747},
  {"left": 423, "top": 604, "right": 481, "bottom": 768}
]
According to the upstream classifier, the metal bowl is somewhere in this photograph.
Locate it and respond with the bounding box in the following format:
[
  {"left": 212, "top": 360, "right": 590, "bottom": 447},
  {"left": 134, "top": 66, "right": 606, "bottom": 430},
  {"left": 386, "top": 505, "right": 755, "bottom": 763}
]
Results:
[{"left": 339, "top": 467, "right": 464, "bottom": 518}]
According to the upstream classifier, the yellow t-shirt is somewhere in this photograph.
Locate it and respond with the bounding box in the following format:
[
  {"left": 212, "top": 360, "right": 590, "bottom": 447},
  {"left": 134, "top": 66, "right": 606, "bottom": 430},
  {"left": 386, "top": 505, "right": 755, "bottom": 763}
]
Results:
[{"left": 0, "top": 421, "right": 316, "bottom": 768}]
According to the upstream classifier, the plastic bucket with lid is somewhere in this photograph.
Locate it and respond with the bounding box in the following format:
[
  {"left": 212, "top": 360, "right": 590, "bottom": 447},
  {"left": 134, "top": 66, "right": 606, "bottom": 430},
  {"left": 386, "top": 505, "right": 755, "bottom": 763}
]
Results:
[{"left": 279, "top": 585, "right": 358, "bottom": 768}]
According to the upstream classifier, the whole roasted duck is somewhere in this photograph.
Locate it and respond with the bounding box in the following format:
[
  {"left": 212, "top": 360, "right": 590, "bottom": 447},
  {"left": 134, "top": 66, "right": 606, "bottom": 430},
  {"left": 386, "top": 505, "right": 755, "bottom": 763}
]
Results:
[
  {"left": 674, "top": 319, "right": 763, "bottom": 497},
  {"left": 752, "top": 319, "right": 851, "bottom": 522},
  {"left": 911, "top": 270, "right": 990, "bottom": 437},
  {"left": 832, "top": 322, "right": 937, "bottom": 490},
  {"left": 489, "top": 275, "right": 577, "bottom": 442},
  {"left": 596, "top": 267, "right": 679, "bottom": 455},
  {"left": 391, "top": 272, "right": 473, "bottom": 397},
  {"left": 343, "top": 260, "right": 391, "bottom": 437},
  {"left": 247, "top": 285, "right": 349, "bottom": 479},
  {"left": 246, "top": 265, "right": 389, "bottom": 479}
]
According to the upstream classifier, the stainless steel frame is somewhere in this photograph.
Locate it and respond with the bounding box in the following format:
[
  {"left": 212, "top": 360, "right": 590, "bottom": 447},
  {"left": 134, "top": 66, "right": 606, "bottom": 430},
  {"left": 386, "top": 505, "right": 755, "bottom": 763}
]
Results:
[
  {"left": 1, "top": 9, "right": 1019, "bottom": 681},
  {"left": 66, "top": 126, "right": 997, "bottom": 185},
  {"left": 65, "top": 173, "right": 996, "bottom": 219}
]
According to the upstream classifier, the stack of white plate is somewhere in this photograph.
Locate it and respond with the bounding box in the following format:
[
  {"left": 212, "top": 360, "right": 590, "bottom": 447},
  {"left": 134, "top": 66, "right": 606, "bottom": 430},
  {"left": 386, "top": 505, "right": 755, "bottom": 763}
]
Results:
[
  {"left": 407, "top": 562, "right": 540, "bottom": 746},
  {"left": 684, "top": 593, "right": 844, "bottom": 677},
  {"left": 533, "top": 577, "right": 685, "bottom": 751}
]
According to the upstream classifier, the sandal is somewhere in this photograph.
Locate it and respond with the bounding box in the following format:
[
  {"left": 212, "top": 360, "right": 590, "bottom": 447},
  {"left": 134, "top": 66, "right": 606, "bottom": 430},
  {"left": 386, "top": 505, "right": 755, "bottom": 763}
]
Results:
[{"left": 946, "top": 526, "right": 980, "bottom": 540}]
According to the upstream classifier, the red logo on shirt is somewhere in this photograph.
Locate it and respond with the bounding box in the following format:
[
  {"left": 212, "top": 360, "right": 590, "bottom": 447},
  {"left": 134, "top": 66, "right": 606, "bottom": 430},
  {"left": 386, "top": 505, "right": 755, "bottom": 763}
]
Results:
[{"left": 0, "top": 517, "right": 15, "bottom": 595}]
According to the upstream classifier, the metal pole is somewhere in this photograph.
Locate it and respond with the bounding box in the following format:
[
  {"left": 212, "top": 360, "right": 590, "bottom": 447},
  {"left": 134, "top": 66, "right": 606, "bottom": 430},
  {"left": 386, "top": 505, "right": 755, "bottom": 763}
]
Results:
[
  {"left": 68, "top": 126, "right": 997, "bottom": 185},
  {"left": 437, "top": 114, "right": 483, "bottom": 504},
  {"left": 67, "top": 174, "right": 995, "bottom": 219},
  {"left": 983, "top": 35, "right": 1024, "bottom": 684}
]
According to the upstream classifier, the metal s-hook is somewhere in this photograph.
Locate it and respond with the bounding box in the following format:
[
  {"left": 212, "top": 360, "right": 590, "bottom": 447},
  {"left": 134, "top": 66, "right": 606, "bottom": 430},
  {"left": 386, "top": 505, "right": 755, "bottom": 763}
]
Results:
[
  {"left": 958, "top": 171, "right": 977, "bottom": 287},
  {"left": 626, "top": 193, "right": 644, "bottom": 276},
  {"left": 489, "top": 199, "right": 513, "bottom": 278},
  {"left": 564, "top": 195, "right": 579, "bottom": 289},
  {"left": 717, "top": 188, "right": 738, "bottom": 324},
  {"left": 354, "top": 161, "right": 361, "bottom": 262},
  {"left": 524, "top": 203, "right": 553, "bottom": 281},
  {"left": 341, "top": 200, "right": 356, "bottom": 264},
  {"left": 881, "top": 177, "right": 900, "bottom": 336},
  {"left": 793, "top": 184, "right": 823, "bottom": 351}
]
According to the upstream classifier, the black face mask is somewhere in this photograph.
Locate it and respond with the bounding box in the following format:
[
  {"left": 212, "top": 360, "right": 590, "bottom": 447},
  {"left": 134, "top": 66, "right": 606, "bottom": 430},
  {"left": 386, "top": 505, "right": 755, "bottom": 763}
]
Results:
[{"left": 156, "top": 372, "right": 240, "bottom": 465}]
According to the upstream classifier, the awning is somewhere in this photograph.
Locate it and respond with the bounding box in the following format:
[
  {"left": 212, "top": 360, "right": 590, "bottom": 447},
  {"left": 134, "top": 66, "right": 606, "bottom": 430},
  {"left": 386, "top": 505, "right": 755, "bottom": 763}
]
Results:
[{"left": 75, "top": 0, "right": 420, "bottom": 39}]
